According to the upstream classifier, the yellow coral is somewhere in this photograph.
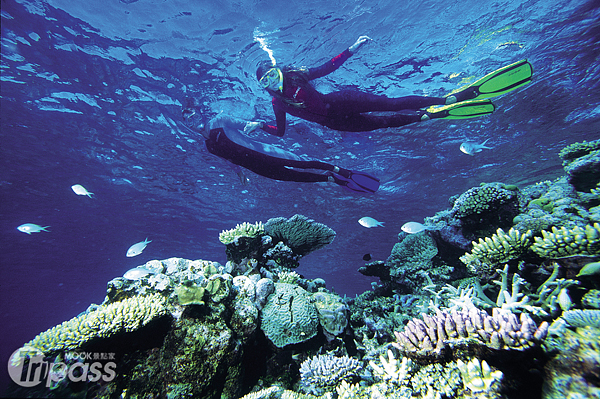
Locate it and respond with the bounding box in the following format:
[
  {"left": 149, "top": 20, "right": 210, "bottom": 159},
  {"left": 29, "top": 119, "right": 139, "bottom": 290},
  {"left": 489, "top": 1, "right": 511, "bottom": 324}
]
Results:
[
  {"left": 219, "top": 221, "right": 265, "bottom": 244},
  {"left": 531, "top": 223, "right": 600, "bottom": 258},
  {"left": 460, "top": 227, "right": 533, "bottom": 268},
  {"left": 25, "top": 294, "right": 167, "bottom": 354},
  {"left": 456, "top": 358, "right": 503, "bottom": 393}
]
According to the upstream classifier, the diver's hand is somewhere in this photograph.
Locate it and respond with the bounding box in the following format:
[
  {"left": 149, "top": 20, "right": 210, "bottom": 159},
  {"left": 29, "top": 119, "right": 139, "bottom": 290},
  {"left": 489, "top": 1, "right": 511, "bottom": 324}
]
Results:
[
  {"left": 244, "top": 121, "right": 264, "bottom": 134},
  {"left": 349, "top": 35, "right": 371, "bottom": 54}
]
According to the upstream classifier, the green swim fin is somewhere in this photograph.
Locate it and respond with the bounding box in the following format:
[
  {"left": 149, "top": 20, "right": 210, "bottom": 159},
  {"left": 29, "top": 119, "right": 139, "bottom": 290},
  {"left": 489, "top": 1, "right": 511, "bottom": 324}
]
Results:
[
  {"left": 423, "top": 99, "right": 495, "bottom": 120},
  {"left": 446, "top": 59, "right": 533, "bottom": 103}
]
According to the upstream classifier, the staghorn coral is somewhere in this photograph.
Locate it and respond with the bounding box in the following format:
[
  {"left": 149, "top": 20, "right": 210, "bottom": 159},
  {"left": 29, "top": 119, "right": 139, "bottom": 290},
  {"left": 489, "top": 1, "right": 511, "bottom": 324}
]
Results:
[
  {"left": 392, "top": 306, "right": 548, "bottom": 357},
  {"left": 299, "top": 354, "right": 362, "bottom": 395},
  {"left": 335, "top": 380, "right": 361, "bottom": 399},
  {"left": 264, "top": 214, "right": 336, "bottom": 257},
  {"left": 460, "top": 227, "right": 533, "bottom": 272},
  {"left": 238, "top": 386, "right": 282, "bottom": 399},
  {"left": 531, "top": 223, "right": 600, "bottom": 258},
  {"left": 25, "top": 294, "right": 167, "bottom": 354},
  {"left": 219, "top": 221, "right": 265, "bottom": 245},
  {"left": 277, "top": 270, "right": 301, "bottom": 284},
  {"left": 260, "top": 283, "right": 319, "bottom": 347}
]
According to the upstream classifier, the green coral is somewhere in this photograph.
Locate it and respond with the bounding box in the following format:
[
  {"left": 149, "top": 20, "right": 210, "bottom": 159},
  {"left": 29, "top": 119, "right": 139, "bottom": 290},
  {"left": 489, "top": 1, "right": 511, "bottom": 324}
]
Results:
[
  {"left": 205, "top": 276, "right": 231, "bottom": 303},
  {"left": 451, "top": 183, "right": 517, "bottom": 218},
  {"left": 175, "top": 284, "right": 206, "bottom": 305},
  {"left": 460, "top": 227, "right": 533, "bottom": 270},
  {"left": 531, "top": 223, "right": 600, "bottom": 258},
  {"left": 559, "top": 139, "right": 600, "bottom": 164},
  {"left": 529, "top": 197, "right": 554, "bottom": 213},
  {"left": 260, "top": 283, "right": 319, "bottom": 347},
  {"left": 562, "top": 309, "right": 600, "bottom": 329},
  {"left": 25, "top": 294, "right": 167, "bottom": 353},
  {"left": 219, "top": 221, "right": 265, "bottom": 244},
  {"left": 583, "top": 290, "right": 600, "bottom": 309},
  {"left": 264, "top": 214, "right": 336, "bottom": 257},
  {"left": 312, "top": 292, "right": 348, "bottom": 337}
]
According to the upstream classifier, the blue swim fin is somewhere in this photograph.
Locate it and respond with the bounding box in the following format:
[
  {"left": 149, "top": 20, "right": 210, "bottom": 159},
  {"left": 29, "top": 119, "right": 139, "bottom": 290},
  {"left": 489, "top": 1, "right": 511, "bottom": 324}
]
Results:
[{"left": 333, "top": 169, "right": 380, "bottom": 193}]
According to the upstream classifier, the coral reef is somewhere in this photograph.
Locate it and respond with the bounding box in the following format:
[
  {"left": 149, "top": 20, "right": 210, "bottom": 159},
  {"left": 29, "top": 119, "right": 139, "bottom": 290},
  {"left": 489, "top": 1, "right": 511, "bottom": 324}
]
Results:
[
  {"left": 456, "top": 358, "right": 503, "bottom": 397},
  {"left": 264, "top": 214, "right": 336, "bottom": 257},
  {"left": 260, "top": 283, "right": 319, "bottom": 348}
]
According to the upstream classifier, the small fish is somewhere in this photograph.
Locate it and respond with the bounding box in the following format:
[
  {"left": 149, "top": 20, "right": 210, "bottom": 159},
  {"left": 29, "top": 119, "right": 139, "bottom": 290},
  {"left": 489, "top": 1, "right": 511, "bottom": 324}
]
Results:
[
  {"left": 363, "top": 253, "right": 372, "bottom": 261},
  {"left": 577, "top": 261, "right": 600, "bottom": 277},
  {"left": 460, "top": 139, "right": 492, "bottom": 156},
  {"left": 17, "top": 223, "right": 50, "bottom": 234},
  {"left": 126, "top": 238, "right": 151, "bottom": 257},
  {"left": 123, "top": 266, "right": 155, "bottom": 280},
  {"left": 71, "top": 184, "right": 94, "bottom": 198},
  {"left": 358, "top": 217, "right": 384, "bottom": 228},
  {"left": 401, "top": 222, "right": 428, "bottom": 234}
]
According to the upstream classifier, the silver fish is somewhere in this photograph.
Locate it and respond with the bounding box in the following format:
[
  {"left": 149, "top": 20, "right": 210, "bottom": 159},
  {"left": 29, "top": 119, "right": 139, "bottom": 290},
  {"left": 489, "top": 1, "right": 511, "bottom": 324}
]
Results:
[
  {"left": 358, "top": 217, "right": 384, "bottom": 228},
  {"left": 460, "top": 139, "right": 492, "bottom": 156},
  {"left": 126, "top": 238, "right": 151, "bottom": 257},
  {"left": 123, "top": 266, "right": 155, "bottom": 280},
  {"left": 17, "top": 223, "right": 50, "bottom": 234},
  {"left": 401, "top": 222, "right": 428, "bottom": 234},
  {"left": 71, "top": 184, "right": 94, "bottom": 198}
]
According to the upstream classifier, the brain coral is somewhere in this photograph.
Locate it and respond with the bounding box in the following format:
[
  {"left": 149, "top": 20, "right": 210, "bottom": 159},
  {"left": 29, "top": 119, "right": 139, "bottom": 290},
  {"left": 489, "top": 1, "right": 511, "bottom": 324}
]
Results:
[
  {"left": 25, "top": 294, "right": 167, "bottom": 354},
  {"left": 451, "top": 183, "right": 517, "bottom": 219},
  {"left": 260, "top": 283, "right": 319, "bottom": 347},
  {"left": 264, "top": 214, "right": 336, "bottom": 257}
]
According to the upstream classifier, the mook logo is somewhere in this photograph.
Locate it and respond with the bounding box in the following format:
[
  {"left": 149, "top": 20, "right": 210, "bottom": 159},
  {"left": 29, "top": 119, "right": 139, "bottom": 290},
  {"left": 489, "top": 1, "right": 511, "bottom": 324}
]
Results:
[{"left": 8, "top": 346, "right": 117, "bottom": 388}]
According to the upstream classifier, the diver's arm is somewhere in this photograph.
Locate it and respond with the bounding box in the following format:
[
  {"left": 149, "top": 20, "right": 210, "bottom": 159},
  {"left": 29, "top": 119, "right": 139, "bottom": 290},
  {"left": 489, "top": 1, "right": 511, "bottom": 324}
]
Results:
[
  {"left": 260, "top": 100, "right": 286, "bottom": 137},
  {"left": 209, "top": 114, "right": 247, "bottom": 132},
  {"left": 307, "top": 36, "right": 371, "bottom": 80}
]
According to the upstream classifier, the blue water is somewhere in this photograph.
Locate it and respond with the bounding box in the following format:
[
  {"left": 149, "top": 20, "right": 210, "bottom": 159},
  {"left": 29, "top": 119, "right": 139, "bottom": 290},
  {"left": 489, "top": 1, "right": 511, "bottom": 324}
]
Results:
[{"left": 1, "top": 0, "right": 599, "bottom": 392}]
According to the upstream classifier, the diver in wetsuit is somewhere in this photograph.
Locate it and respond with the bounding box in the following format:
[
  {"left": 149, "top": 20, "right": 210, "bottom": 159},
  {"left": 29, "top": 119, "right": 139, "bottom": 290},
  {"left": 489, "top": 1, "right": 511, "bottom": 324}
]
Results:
[
  {"left": 253, "top": 36, "right": 532, "bottom": 136},
  {"left": 181, "top": 104, "right": 380, "bottom": 193}
]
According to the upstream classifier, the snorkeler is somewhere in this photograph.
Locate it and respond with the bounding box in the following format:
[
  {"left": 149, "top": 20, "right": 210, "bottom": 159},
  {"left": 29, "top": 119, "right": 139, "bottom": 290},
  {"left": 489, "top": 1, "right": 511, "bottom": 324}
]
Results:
[
  {"left": 181, "top": 103, "right": 380, "bottom": 193},
  {"left": 253, "top": 35, "right": 533, "bottom": 137}
]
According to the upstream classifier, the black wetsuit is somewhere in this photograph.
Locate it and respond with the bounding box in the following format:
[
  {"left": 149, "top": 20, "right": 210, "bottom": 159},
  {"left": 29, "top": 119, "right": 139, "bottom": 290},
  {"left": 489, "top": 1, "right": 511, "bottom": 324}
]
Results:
[
  {"left": 261, "top": 49, "right": 447, "bottom": 136},
  {"left": 205, "top": 115, "right": 336, "bottom": 183}
]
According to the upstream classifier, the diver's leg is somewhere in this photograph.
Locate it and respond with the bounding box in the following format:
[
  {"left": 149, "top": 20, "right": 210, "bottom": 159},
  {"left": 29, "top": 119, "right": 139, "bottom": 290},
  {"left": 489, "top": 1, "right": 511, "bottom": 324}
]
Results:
[
  {"left": 325, "top": 113, "right": 422, "bottom": 132},
  {"left": 324, "top": 90, "right": 445, "bottom": 113}
]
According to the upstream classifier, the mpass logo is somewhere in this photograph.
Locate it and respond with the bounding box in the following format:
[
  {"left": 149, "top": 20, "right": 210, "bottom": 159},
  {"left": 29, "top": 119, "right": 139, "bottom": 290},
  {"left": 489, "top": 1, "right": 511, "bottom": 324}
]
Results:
[{"left": 8, "top": 346, "right": 117, "bottom": 388}]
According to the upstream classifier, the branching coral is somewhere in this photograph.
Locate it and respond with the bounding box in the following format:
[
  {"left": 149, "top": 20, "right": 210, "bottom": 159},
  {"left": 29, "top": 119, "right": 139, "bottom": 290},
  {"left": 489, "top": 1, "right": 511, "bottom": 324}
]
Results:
[
  {"left": 392, "top": 306, "right": 548, "bottom": 357},
  {"left": 531, "top": 223, "right": 600, "bottom": 258},
  {"left": 456, "top": 358, "right": 503, "bottom": 394},
  {"left": 368, "top": 349, "right": 412, "bottom": 385},
  {"left": 460, "top": 227, "right": 533, "bottom": 272},
  {"left": 299, "top": 354, "right": 362, "bottom": 395},
  {"left": 25, "top": 294, "right": 167, "bottom": 354},
  {"left": 219, "top": 221, "right": 265, "bottom": 245}
]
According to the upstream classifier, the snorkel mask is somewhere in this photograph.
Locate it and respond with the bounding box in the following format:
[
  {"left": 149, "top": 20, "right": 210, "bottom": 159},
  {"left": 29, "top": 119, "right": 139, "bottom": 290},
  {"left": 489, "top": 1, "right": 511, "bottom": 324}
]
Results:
[{"left": 259, "top": 67, "right": 283, "bottom": 92}]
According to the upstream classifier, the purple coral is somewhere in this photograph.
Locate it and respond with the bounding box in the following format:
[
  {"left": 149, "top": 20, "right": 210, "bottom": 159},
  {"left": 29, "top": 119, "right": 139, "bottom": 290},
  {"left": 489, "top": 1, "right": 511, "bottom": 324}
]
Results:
[{"left": 393, "top": 306, "right": 548, "bottom": 357}]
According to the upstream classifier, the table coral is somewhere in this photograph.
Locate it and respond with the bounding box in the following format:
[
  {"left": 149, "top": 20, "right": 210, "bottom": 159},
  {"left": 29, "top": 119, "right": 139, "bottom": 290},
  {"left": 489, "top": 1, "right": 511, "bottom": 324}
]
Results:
[{"left": 264, "top": 214, "right": 336, "bottom": 257}]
